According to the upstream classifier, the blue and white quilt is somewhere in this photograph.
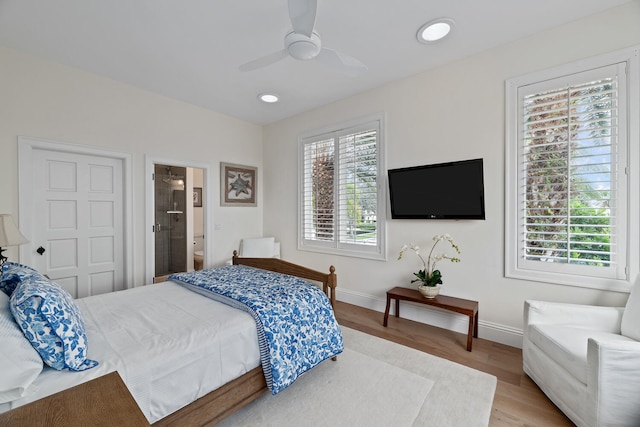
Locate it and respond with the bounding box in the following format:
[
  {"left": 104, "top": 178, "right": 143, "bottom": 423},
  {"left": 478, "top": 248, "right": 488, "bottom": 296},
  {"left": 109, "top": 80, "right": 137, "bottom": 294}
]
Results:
[{"left": 168, "top": 265, "right": 343, "bottom": 394}]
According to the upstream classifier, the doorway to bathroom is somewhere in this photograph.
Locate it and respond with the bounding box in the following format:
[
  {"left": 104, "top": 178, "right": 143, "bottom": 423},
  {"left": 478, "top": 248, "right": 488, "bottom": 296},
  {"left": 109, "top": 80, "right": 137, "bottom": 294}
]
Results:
[
  {"left": 154, "top": 164, "right": 186, "bottom": 276},
  {"left": 145, "top": 157, "right": 210, "bottom": 284}
]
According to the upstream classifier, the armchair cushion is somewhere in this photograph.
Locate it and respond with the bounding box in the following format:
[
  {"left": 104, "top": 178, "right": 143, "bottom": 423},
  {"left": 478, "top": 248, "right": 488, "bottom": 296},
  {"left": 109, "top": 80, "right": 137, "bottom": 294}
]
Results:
[
  {"left": 621, "top": 281, "right": 640, "bottom": 341},
  {"left": 529, "top": 324, "right": 634, "bottom": 384}
]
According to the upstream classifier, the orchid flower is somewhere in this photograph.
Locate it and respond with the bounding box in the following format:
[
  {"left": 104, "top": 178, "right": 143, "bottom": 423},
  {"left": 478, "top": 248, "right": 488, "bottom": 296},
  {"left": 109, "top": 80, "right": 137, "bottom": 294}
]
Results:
[{"left": 398, "top": 234, "right": 461, "bottom": 287}]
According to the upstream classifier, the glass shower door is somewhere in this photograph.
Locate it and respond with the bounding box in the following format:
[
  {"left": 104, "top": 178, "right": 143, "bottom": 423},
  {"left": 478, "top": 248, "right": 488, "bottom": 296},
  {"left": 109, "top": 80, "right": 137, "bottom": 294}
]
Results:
[{"left": 154, "top": 164, "right": 187, "bottom": 277}]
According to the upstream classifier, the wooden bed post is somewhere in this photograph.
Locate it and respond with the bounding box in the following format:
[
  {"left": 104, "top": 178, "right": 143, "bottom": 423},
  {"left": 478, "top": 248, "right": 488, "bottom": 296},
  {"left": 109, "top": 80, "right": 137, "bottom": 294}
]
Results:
[{"left": 327, "top": 265, "right": 336, "bottom": 307}]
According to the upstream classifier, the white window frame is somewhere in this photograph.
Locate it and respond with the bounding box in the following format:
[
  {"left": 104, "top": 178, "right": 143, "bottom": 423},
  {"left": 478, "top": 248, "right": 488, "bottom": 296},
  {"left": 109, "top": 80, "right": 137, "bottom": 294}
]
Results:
[
  {"left": 298, "top": 114, "right": 387, "bottom": 260},
  {"left": 505, "top": 46, "right": 640, "bottom": 292}
]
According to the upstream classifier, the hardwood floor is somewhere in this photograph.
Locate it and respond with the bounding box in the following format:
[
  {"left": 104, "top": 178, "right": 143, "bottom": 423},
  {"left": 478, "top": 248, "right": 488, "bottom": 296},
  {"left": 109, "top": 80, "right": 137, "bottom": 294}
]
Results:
[{"left": 333, "top": 300, "right": 575, "bottom": 427}]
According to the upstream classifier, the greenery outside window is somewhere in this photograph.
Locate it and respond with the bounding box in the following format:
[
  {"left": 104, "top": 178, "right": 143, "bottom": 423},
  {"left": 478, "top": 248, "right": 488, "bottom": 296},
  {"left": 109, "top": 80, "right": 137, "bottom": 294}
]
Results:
[
  {"left": 505, "top": 47, "right": 639, "bottom": 291},
  {"left": 299, "top": 114, "right": 386, "bottom": 260}
]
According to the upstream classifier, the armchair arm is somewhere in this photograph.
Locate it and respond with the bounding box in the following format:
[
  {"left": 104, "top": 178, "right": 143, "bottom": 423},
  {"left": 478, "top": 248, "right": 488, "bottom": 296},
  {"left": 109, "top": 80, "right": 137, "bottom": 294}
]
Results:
[
  {"left": 587, "top": 338, "right": 640, "bottom": 426},
  {"left": 524, "top": 300, "right": 624, "bottom": 333}
]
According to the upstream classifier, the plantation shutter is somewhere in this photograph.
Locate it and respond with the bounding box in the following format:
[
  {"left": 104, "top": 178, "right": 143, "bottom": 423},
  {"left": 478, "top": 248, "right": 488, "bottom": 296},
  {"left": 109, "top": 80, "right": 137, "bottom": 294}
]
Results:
[
  {"left": 302, "top": 137, "right": 335, "bottom": 243},
  {"left": 517, "top": 63, "right": 627, "bottom": 279},
  {"left": 300, "top": 118, "right": 383, "bottom": 257},
  {"left": 338, "top": 128, "right": 378, "bottom": 246}
]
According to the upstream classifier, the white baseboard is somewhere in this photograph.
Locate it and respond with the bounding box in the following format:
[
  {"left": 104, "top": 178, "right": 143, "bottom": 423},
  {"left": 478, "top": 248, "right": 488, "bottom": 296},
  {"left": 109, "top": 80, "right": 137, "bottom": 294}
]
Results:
[{"left": 337, "top": 289, "right": 524, "bottom": 349}]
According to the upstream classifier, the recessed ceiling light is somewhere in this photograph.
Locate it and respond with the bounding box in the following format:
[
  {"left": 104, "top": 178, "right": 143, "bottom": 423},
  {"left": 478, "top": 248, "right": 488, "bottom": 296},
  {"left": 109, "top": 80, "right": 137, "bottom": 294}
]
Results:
[
  {"left": 417, "top": 18, "right": 455, "bottom": 44},
  {"left": 259, "top": 93, "right": 279, "bottom": 103}
]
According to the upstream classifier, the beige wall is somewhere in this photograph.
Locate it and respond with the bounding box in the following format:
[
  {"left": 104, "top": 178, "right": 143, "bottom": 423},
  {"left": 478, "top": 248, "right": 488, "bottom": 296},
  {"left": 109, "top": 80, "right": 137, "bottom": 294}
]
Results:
[
  {"left": 0, "top": 47, "right": 263, "bottom": 285},
  {"left": 262, "top": 2, "right": 640, "bottom": 338}
]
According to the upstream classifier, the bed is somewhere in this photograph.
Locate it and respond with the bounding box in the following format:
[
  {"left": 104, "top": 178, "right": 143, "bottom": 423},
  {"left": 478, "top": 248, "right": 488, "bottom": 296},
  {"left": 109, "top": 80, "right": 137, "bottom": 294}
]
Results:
[{"left": 0, "top": 252, "right": 341, "bottom": 426}]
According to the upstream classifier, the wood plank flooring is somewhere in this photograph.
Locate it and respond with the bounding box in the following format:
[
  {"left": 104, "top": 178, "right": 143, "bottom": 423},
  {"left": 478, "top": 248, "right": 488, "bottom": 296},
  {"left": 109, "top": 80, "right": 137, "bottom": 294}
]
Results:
[{"left": 333, "top": 300, "right": 575, "bottom": 427}]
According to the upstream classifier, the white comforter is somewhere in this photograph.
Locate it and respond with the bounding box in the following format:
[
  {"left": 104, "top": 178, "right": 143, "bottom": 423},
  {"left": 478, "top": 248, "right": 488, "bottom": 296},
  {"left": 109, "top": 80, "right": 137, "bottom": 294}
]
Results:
[{"left": 7, "top": 281, "right": 261, "bottom": 423}]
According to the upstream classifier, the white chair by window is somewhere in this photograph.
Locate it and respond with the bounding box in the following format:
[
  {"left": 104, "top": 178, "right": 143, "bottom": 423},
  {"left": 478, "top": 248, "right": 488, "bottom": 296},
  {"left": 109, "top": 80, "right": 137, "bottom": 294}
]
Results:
[
  {"left": 523, "top": 281, "right": 640, "bottom": 427},
  {"left": 226, "top": 237, "right": 281, "bottom": 265},
  {"left": 238, "top": 237, "right": 280, "bottom": 259}
]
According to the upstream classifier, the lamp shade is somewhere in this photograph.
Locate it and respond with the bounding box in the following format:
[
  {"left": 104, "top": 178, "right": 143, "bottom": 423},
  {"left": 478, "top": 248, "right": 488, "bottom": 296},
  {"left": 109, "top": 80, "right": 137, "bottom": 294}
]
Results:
[{"left": 0, "top": 214, "right": 29, "bottom": 247}]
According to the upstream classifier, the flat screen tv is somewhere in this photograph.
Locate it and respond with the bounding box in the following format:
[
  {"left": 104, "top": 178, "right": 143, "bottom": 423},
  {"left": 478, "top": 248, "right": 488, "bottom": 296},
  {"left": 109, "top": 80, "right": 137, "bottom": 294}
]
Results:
[{"left": 388, "top": 158, "right": 485, "bottom": 220}]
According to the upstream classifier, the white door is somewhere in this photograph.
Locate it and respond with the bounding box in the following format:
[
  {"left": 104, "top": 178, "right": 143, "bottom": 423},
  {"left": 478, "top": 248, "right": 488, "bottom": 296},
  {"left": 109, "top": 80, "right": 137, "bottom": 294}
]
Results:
[{"left": 22, "top": 147, "right": 125, "bottom": 298}]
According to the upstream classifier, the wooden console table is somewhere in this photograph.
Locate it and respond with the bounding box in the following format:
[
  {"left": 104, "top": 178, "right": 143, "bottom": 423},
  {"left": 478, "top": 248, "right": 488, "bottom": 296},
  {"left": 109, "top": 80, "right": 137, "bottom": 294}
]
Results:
[
  {"left": 0, "top": 371, "right": 150, "bottom": 426},
  {"left": 383, "top": 286, "right": 479, "bottom": 351}
]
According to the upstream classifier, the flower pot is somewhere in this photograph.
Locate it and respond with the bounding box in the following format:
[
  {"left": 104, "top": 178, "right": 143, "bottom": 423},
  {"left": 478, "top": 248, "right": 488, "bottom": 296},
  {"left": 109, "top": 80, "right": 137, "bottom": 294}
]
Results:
[{"left": 417, "top": 284, "right": 440, "bottom": 298}]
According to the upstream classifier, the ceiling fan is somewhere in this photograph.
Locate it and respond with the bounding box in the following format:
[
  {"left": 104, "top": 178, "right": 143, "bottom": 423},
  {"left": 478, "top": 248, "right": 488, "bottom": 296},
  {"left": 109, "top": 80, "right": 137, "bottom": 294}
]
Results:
[{"left": 239, "top": 0, "right": 367, "bottom": 77}]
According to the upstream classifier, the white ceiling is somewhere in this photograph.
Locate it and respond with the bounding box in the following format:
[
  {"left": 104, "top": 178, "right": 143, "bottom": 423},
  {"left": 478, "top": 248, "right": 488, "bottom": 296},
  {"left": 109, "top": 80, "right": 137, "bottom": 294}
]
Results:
[{"left": 0, "top": 1, "right": 633, "bottom": 125}]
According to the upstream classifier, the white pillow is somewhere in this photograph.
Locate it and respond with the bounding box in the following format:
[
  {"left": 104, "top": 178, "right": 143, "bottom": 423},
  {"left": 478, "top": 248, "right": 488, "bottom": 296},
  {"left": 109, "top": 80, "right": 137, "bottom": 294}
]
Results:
[
  {"left": 0, "top": 291, "right": 43, "bottom": 403},
  {"left": 621, "top": 281, "right": 640, "bottom": 341},
  {"left": 240, "top": 237, "right": 276, "bottom": 258}
]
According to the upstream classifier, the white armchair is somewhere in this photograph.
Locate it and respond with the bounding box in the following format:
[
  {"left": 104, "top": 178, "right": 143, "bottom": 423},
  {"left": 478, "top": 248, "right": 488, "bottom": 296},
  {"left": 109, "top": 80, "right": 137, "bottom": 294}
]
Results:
[{"left": 523, "top": 283, "right": 640, "bottom": 427}]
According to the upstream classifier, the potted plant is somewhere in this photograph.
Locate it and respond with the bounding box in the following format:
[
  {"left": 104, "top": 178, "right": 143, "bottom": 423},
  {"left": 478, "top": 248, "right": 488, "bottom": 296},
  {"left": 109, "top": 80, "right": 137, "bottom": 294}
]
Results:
[{"left": 398, "top": 234, "right": 461, "bottom": 298}]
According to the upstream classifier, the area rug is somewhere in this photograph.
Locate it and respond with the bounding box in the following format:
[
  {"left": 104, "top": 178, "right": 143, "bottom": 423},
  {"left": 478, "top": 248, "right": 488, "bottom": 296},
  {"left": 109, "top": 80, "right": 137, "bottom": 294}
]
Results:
[{"left": 216, "top": 327, "right": 497, "bottom": 427}]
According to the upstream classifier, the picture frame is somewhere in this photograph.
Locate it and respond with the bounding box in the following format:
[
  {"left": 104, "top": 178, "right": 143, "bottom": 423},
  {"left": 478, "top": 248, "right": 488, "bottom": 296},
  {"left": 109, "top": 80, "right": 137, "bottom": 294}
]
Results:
[
  {"left": 220, "top": 162, "right": 257, "bottom": 207},
  {"left": 193, "top": 187, "right": 202, "bottom": 207}
]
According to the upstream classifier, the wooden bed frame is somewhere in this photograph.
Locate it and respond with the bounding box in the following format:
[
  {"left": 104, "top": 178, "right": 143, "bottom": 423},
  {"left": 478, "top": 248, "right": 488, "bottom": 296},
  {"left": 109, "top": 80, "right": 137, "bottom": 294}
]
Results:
[{"left": 153, "top": 253, "right": 338, "bottom": 427}]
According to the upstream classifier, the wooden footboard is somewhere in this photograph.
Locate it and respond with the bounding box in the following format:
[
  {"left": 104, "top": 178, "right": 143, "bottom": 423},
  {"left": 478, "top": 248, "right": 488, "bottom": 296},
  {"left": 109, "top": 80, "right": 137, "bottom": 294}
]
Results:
[{"left": 152, "top": 254, "right": 338, "bottom": 426}]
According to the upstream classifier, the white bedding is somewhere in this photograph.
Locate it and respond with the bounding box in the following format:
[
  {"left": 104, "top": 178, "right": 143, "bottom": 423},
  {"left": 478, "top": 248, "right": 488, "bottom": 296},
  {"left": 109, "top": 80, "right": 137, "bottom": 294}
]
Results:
[{"left": 6, "top": 281, "right": 261, "bottom": 423}]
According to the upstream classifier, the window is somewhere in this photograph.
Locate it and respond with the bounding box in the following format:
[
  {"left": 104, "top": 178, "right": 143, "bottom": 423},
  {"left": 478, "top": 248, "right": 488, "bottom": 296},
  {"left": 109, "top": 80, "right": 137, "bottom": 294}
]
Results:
[
  {"left": 299, "top": 115, "right": 386, "bottom": 260},
  {"left": 506, "top": 47, "right": 639, "bottom": 291}
]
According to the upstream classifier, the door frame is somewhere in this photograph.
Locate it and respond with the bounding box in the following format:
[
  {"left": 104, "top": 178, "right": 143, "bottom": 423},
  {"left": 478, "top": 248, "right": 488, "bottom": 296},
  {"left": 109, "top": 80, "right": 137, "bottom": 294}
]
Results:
[
  {"left": 145, "top": 155, "right": 213, "bottom": 284},
  {"left": 18, "top": 136, "right": 134, "bottom": 288}
]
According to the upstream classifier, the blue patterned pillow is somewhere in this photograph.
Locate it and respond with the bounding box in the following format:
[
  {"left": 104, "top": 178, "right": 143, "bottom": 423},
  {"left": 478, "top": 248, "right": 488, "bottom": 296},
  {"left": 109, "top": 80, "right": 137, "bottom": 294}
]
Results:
[
  {"left": 0, "top": 262, "right": 38, "bottom": 297},
  {"left": 9, "top": 274, "right": 98, "bottom": 371}
]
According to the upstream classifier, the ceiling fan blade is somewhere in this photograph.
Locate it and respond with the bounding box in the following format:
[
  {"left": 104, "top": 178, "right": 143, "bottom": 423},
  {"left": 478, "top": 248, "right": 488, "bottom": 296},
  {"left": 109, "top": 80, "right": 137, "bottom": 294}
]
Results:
[
  {"left": 288, "top": 0, "right": 317, "bottom": 37},
  {"left": 239, "top": 50, "right": 288, "bottom": 72},
  {"left": 316, "top": 47, "right": 368, "bottom": 77}
]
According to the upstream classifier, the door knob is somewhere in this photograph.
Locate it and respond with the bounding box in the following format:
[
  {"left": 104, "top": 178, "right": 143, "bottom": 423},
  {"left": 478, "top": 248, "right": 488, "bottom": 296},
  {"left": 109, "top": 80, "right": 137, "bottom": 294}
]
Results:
[{"left": 37, "top": 246, "right": 46, "bottom": 255}]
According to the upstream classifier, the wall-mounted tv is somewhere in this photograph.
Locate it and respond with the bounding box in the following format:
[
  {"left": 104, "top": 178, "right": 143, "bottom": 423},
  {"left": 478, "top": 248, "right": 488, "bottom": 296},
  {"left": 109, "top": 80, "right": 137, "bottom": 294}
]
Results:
[{"left": 388, "top": 158, "right": 485, "bottom": 220}]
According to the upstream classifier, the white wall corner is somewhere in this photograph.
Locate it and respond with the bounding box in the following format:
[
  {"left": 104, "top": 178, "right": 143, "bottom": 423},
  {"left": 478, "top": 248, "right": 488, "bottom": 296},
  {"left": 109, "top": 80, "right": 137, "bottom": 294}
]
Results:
[{"left": 337, "top": 289, "right": 524, "bottom": 349}]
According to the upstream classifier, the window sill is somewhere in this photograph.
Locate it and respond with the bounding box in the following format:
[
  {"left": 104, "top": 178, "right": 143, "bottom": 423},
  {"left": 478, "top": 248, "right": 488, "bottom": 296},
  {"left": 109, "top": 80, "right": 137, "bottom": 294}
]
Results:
[
  {"left": 505, "top": 267, "right": 632, "bottom": 294},
  {"left": 298, "top": 243, "right": 387, "bottom": 262}
]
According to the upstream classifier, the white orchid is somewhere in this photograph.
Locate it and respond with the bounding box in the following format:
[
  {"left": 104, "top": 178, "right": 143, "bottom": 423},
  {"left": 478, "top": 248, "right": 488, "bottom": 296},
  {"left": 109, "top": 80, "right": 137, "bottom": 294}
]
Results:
[{"left": 398, "top": 234, "right": 461, "bottom": 287}]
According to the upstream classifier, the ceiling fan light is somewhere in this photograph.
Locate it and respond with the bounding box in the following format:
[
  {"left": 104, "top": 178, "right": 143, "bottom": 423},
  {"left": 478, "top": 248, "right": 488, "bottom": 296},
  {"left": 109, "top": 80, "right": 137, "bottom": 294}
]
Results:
[
  {"left": 285, "top": 31, "right": 322, "bottom": 60},
  {"left": 259, "top": 93, "right": 279, "bottom": 103},
  {"left": 289, "top": 40, "right": 320, "bottom": 60},
  {"left": 417, "top": 18, "right": 455, "bottom": 43}
]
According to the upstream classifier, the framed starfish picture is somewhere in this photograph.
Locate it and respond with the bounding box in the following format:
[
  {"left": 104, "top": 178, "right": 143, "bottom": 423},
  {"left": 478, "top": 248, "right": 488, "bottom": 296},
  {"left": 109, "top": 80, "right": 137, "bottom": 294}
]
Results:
[{"left": 220, "top": 162, "right": 257, "bottom": 207}]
